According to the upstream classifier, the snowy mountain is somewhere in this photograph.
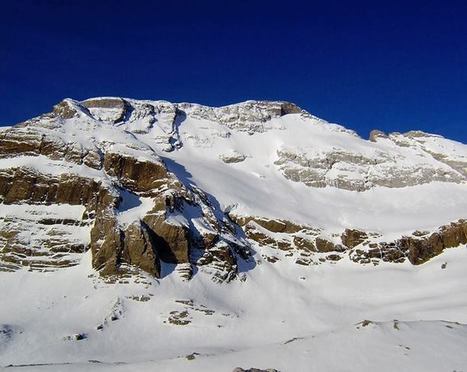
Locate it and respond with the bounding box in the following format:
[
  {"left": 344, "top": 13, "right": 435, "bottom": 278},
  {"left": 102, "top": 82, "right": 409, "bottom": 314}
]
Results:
[{"left": 0, "top": 97, "right": 466, "bottom": 371}]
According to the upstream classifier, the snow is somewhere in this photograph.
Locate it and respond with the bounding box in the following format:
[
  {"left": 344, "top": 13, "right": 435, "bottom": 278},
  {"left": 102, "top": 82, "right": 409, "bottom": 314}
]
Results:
[
  {"left": 154, "top": 112, "right": 466, "bottom": 233},
  {"left": 116, "top": 189, "right": 154, "bottom": 227},
  {"left": 1, "top": 97, "right": 466, "bottom": 370},
  {"left": 0, "top": 203, "right": 85, "bottom": 222},
  {"left": 0, "top": 155, "right": 110, "bottom": 186},
  {"left": 0, "top": 245, "right": 466, "bottom": 370}
]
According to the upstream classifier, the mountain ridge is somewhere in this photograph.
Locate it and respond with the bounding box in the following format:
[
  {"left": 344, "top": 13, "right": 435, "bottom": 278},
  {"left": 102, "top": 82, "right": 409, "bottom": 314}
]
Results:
[
  {"left": 0, "top": 96, "right": 466, "bottom": 370},
  {"left": 1, "top": 96, "right": 466, "bottom": 279}
]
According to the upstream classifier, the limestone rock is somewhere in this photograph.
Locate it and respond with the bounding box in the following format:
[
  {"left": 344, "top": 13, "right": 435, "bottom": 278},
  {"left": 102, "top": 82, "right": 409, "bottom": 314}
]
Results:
[
  {"left": 369, "top": 129, "right": 388, "bottom": 142},
  {"left": 122, "top": 222, "right": 160, "bottom": 277},
  {"left": 341, "top": 229, "right": 368, "bottom": 249},
  {"left": 103, "top": 152, "right": 167, "bottom": 193},
  {"left": 315, "top": 237, "right": 345, "bottom": 253},
  {"left": 219, "top": 151, "right": 247, "bottom": 164}
]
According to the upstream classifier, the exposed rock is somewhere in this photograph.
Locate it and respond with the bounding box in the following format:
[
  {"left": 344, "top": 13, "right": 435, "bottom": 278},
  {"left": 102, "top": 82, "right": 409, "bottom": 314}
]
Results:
[
  {"left": 122, "top": 222, "right": 161, "bottom": 277},
  {"left": 341, "top": 229, "right": 368, "bottom": 249},
  {"left": 440, "top": 220, "right": 467, "bottom": 248},
  {"left": 182, "top": 100, "right": 305, "bottom": 133},
  {"left": 103, "top": 152, "right": 167, "bottom": 193},
  {"left": 369, "top": 129, "right": 388, "bottom": 142},
  {"left": 219, "top": 151, "right": 247, "bottom": 164},
  {"left": 232, "top": 216, "right": 304, "bottom": 234},
  {"left": 274, "top": 140, "right": 465, "bottom": 191},
  {"left": 292, "top": 236, "right": 315, "bottom": 251},
  {"left": 168, "top": 310, "right": 191, "bottom": 325},
  {"left": 0, "top": 168, "right": 109, "bottom": 207},
  {"left": 81, "top": 97, "right": 128, "bottom": 123},
  {"left": 0, "top": 129, "right": 103, "bottom": 169},
  {"left": 143, "top": 213, "right": 190, "bottom": 264},
  {"left": 350, "top": 220, "right": 467, "bottom": 265},
  {"left": 90, "top": 210, "right": 123, "bottom": 276},
  {"left": 315, "top": 238, "right": 345, "bottom": 253},
  {"left": 326, "top": 254, "right": 343, "bottom": 261},
  {"left": 53, "top": 100, "right": 80, "bottom": 119}
]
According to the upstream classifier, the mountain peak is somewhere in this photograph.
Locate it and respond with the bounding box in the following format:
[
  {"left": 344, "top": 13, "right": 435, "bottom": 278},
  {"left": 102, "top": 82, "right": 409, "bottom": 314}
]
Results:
[{"left": 0, "top": 95, "right": 466, "bottom": 370}]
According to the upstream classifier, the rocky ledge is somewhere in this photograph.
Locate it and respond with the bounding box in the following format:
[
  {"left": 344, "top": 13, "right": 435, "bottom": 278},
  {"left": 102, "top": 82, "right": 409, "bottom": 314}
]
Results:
[{"left": 230, "top": 214, "right": 467, "bottom": 267}]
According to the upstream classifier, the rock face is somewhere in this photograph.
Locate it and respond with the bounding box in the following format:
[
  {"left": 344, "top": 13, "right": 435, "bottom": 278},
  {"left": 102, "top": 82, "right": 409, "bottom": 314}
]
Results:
[
  {"left": 0, "top": 96, "right": 466, "bottom": 280},
  {"left": 341, "top": 229, "right": 368, "bottom": 249},
  {"left": 0, "top": 98, "right": 253, "bottom": 281},
  {"left": 274, "top": 146, "right": 464, "bottom": 191},
  {"left": 348, "top": 220, "right": 467, "bottom": 265},
  {"left": 232, "top": 214, "right": 467, "bottom": 267}
]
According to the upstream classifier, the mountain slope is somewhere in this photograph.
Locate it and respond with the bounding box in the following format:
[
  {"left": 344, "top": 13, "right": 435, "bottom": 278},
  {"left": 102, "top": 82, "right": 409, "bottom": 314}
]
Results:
[{"left": 0, "top": 97, "right": 466, "bottom": 371}]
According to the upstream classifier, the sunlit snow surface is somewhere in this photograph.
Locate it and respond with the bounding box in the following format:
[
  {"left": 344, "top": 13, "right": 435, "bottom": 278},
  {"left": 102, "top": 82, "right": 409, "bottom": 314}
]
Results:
[
  {"left": 0, "top": 247, "right": 466, "bottom": 371},
  {"left": 1, "top": 99, "right": 466, "bottom": 370}
]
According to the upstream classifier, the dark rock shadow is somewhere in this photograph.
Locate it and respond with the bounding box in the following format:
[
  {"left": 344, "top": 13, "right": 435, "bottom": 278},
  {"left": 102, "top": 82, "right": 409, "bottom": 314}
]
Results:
[
  {"left": 159, "top": 260, "right": 177, "bottom": 278},
  {"left": 169, "top": 109, "right": 186, "bottom": 149},
  {"left": 117, "top": 188, "right": 141, "bottom": 211},
  {"left": 115, "top": 100, "right": 135, "bottom": 126}
]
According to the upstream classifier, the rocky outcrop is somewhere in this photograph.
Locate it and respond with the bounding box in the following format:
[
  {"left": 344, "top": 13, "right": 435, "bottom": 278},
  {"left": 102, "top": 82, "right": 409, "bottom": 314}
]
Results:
[
  {"left": 143, "top": 213, "right": 190, "bottom": 264},
  {"left": 122, "top": 222, "right": 161, "bottom": 276},
  {"left": 275, "top": 148, "right": 464, "bottom": 192},
  {"left": 405, "top": 220, "right": 467, "bottom": 264},
  {"left": 0, "top": 129, "right": 103, "bottom": 169},
  {"left": 315, "top": 238, "right": 345, "bottom": 253},
  {"left": 369, "top": 129, "right": 388, "bottom": 142},
  {"left": 232, "top": 215, "right": 348, "bottom": 265},
  {"left": 88, "top": 176, "right": 250, "bottom": 280},
  {"left": 350, "top": 220, "right": 467, "bottom": 265},
  {"left": 103, "top": 152, "right": 167, "bottom": 193},
  {"left": 232, "top": 213, "right": 467, "bottom": 267},
  {"left": 219, "top": 151, "right": 247, "bottom": 164},
  {"left": 232, "top": 216, "right": 304, "bottom": 234},
  {"left": 0, "top": 168, "right": 110, "bottom": 207},
  {"left": 341, "top": 229, "right": 368, "bottom": 249},
  {"left": 0, "top": 110, "right": 251, "bottom": 281},
  {"left": 81, "top": 97, "right": 129, "bottom": 123},
  {"left": 0, "top": 167, "right": 103, "bottom": 272},
  {"left": 181, "top": 100, "right": 306, "bottom": 134}
]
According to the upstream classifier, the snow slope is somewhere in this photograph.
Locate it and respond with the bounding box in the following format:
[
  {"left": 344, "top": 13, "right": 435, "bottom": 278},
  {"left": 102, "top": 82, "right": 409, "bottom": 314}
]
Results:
[
  {"left": 0, "top": 245, "right": 466, "bottom": 371},
  {"left": 0, "top": 97, "right": 466, "bottom": 371}
]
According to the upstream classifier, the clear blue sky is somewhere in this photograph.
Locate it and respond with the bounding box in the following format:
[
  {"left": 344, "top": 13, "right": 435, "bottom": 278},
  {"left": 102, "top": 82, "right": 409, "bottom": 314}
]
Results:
[{"left": 1, "top": 0, "right": 466, "bottom": 142}]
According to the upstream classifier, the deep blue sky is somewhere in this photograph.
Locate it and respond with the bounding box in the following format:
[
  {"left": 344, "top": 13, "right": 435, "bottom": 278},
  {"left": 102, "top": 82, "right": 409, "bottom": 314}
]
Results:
[{"left": 1, "top": 0, "right": 466, "bottom": 142}]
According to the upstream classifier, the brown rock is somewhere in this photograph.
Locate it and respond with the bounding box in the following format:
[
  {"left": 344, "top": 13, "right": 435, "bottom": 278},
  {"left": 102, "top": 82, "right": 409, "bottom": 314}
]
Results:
[
  {"left": 293, "top": 236, "right": 315, "bottom": 251},
  {"left": 53, "top": 100, "right": 79, "bottom": 119},
  {"left": 90, "top": 211, "right": 123, "bottom": 275},
  {"left": 122, "top": 222, "right": 160, "bottom": 277},
  {"left": 143, "top": 213, "right": 190, "bottom": 264},
  {"left": 440, "top": 221, "right": 467, "bottom": 248},
  {"left": 231, "top": 215, "right": 303, "bottom": 234},
  {"left": 369, "top": 129, "right": 388, "bottom": 142},
  {"left": 315, "top": 237, "right": 344, "bottom": 253},
  {"left": 341, "top": 229, "right": 368, "bottom": 249},
  {"left": 0, "top": 168, "right": 109, "bottom": 208},
  {"left": 103, "top": 152, "right": 167, "bottom": 193}
]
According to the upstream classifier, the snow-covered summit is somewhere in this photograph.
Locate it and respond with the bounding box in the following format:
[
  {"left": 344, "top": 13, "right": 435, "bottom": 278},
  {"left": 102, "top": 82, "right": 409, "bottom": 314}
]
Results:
[{"left": 4, "top": 96, "right": 467, "bottom": 228}]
